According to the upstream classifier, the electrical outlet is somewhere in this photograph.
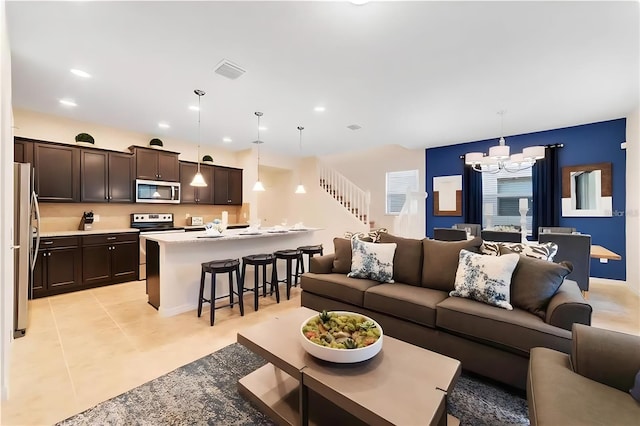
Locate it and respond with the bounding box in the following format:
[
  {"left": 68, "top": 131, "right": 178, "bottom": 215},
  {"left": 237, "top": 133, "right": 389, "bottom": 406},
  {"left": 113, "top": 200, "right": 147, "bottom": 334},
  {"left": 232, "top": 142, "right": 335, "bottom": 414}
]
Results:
[
  {"left": 599, "top": 258, "right": 608, "bottom": 264},
  {"left": 243, "top": 212, "right": 247, "bottom": 219},
  {"left": 186, "top": 213, "right": 191, "bottom": 219},
  {"left": 93, "top": 214, "right": 100, "bottom": 223}
]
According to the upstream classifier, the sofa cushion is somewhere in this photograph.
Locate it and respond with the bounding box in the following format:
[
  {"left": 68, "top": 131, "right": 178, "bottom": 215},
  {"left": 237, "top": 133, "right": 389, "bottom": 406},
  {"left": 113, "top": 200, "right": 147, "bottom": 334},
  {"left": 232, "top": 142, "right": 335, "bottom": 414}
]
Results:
[
  {"left": 348, "top": 237, "right": 397, "bottom": 283},
  {"left": 332, "top": 238, "right": 352, "bottom": 274},
  {"left": 528, "top": 347, "right": 640, "bottom": 426},
  {"left": 422, "top": 237, "right": 483, "bottom": 291},
  {"left": 501, "top": 247, "right": 573, "bottom": 319},
  {"left": 300, "top": 272, "right": 380, "bottom": 307},
  {"left": 378, "top": 233, "right": 423, "bottom": 286},
  {"left": 450, "top": 249, "right": 519, "bottom": 310},
  {"left": 436, "top": 296, "right": 572, "bottom": 356},
  {"left": 363, "top": 283, "right": 448, "bottom": 328}
]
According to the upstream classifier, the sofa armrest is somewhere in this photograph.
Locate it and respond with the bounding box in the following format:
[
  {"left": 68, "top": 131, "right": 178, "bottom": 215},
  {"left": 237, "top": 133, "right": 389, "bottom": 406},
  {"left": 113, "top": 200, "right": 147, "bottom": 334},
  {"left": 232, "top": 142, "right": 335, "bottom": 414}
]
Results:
[
  {"left": 545, "top": 279, "right": 592, "bottom": 331},
  {"left": 572, "top": 323, "right": 640, "bottom": 392},
  {"left": 309, "top": 254, "right": 335, "bottom": 274}
]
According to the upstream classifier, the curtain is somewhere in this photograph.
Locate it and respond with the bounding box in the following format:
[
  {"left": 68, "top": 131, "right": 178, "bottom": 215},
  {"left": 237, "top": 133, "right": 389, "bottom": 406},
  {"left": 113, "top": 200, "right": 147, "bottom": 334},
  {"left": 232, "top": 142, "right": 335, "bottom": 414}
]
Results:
[
  {"left": 532, "top": 145, "right": 561, "bottom": 239},
  {"left": 463, "top": 163, "right": 483, "bottom": 224}
]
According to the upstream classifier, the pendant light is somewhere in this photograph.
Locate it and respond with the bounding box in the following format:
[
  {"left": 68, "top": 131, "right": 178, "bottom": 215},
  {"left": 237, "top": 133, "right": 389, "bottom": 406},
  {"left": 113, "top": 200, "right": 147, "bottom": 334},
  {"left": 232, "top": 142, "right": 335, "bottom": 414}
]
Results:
[
  {"left": 295, "top": 126, "right": 306, "bottom": 194},
  {"left": 190, "top": 89, "right": 207, "bottom": 187},
  {"left": 252, "top": 111, "right": 265, "bottom": 192}
]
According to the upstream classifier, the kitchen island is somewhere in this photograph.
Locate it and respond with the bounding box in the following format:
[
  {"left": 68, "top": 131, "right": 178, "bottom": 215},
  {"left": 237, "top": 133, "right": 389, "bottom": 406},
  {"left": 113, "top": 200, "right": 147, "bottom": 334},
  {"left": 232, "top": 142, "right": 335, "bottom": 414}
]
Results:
[{"left": 144, "top": 228, "right": 320, "bottom": 317}]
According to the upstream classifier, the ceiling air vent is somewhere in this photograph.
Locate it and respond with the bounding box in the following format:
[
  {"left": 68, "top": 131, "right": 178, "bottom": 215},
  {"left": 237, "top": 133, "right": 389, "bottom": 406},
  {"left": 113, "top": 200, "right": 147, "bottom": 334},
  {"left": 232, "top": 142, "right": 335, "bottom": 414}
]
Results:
[
  {"left": 214, "top": 59, "right": 246, "bottom": 80},
  {"left": 347, "top": 124, "right": 362, "bottom": 131}
]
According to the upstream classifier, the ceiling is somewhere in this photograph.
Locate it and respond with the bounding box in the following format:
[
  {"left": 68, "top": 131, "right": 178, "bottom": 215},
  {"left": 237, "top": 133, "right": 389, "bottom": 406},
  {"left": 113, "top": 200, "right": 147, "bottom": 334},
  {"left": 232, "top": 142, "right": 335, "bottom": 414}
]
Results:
[{"left": 6, "top": 1, "right": 639, "bottom": 157}]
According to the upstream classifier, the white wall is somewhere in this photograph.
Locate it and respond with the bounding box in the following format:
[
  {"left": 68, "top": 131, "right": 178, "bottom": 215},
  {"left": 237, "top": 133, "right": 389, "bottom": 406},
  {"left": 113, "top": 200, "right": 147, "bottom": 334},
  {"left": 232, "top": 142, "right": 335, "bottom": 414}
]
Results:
[
  {"left": 1, "top": 0, "right": 14, "bottom": 400},
  {"left": 13, "top": 109, "right": 239, "bottom": 167},
  {"left": 320, "top": 144, "right": 426, "bottom": 235},
  {"left": 626, "top": 108, "right": 640, "bottom": 294}
]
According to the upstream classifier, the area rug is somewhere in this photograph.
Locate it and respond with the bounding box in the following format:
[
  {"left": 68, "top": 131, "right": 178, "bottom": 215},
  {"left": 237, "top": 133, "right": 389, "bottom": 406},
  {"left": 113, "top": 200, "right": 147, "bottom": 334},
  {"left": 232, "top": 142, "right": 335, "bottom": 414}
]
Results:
[{"left": 57, "top": 343, "right": 529, "bottom": 425}]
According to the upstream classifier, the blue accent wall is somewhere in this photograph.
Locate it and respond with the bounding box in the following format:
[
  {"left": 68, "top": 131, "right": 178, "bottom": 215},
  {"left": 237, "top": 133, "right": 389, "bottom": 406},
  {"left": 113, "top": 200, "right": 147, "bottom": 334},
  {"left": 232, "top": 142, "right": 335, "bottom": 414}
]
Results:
[{"left": 425, "top": 118, "right": 626, "bottom": 280}]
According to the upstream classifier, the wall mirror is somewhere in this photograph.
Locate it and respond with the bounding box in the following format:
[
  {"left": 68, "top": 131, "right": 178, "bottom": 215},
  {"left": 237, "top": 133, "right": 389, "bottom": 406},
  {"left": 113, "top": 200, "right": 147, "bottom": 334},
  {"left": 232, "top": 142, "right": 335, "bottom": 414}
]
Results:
[{"left": 561, "top": 162, "right": 612, "bottom": 217}]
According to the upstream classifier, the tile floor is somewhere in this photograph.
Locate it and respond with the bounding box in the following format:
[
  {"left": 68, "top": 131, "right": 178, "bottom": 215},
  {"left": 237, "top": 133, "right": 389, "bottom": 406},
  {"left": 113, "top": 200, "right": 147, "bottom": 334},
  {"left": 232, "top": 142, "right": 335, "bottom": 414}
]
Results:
[{"left": 1, "top": 278, "right": 638, "bottom": 425}]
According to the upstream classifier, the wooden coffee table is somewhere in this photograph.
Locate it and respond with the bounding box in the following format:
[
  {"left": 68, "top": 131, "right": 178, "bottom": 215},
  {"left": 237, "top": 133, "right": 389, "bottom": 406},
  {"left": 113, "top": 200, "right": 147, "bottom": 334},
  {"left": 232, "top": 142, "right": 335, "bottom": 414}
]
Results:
[{"left": 237, "top": 307, "right": 461, "bottom": 426}]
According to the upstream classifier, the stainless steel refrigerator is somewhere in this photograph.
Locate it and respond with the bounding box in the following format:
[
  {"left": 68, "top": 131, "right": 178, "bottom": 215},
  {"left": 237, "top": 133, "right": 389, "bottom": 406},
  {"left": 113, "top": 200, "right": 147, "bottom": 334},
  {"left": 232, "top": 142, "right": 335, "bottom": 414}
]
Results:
[{"left": 13, "top": 162, "right": 40, "bottom": 338}]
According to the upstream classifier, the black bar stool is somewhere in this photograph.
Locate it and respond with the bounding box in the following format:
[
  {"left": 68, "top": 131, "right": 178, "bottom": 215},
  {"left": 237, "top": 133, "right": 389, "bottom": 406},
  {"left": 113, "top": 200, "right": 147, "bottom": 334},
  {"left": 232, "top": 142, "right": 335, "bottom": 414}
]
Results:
[
  {"left": 272, "top": 249, "right": 302, "bottom": 300},
  {"left": 241, "top": 253, "right": 279, "bottom": 311},
  {"left": 296, "top": 244, "right": 324, "bottom": 276},
  {"left": 198, "top": 258, "right": 243, "bottom": 326}
]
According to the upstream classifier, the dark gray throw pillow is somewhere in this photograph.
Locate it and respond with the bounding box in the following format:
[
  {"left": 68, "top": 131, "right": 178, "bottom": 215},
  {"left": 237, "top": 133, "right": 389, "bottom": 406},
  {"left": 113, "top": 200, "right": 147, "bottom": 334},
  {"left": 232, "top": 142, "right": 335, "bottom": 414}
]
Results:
[
  {"left": 378, "top": 233, "right": 423, "bottom": 286},
  {"left": 501, "top": 246, "right": 572, "bottom": 318},
  {"left": 332, "top": 237, "right": 352, "bottom": 274}
]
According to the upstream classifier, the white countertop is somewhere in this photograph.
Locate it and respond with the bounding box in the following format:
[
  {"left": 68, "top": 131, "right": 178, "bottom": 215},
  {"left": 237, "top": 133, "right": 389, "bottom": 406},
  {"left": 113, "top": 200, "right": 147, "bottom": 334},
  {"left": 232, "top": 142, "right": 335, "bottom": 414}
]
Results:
[
  {"left": 144, "top": 228, "right": 318, "bottom": 244},
  {"left": 40, "top": 228, "right": 140, "bottom": 238}
]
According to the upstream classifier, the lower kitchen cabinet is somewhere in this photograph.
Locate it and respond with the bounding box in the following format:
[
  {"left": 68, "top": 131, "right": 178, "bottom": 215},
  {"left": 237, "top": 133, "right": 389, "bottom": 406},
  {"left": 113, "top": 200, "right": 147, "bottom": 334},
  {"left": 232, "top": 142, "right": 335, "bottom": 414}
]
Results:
[
  {"left": 82, "top": 233, "right": 139, "bottom": 287},
  {"left": 33, "top": 237, "right": 82, "bottom": 298},
  {"left": 32, "top": 233, "right": 139, "bottom": 299}
]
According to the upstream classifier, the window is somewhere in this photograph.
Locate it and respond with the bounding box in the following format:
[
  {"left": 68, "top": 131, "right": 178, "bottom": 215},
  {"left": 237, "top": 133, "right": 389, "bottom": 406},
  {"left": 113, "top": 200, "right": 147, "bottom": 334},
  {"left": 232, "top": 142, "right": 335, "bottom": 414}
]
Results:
[
  {"left": 386, "top": 170, "right": 419, "bottom": 215},
  {"left": 482, "top": 168, "right": 532, "bottom": 231}
]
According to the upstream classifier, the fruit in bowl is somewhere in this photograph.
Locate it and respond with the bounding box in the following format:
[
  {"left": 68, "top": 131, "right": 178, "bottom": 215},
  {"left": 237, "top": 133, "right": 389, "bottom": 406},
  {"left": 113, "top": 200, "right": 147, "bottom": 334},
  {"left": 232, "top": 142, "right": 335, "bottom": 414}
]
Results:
[{"left": 299, "top": 310, "right": 383, "bottom": 363}]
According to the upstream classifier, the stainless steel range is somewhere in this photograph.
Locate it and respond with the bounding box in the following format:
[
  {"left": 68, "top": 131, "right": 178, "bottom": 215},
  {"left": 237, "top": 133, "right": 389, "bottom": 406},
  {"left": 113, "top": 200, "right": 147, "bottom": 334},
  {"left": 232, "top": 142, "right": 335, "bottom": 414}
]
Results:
[{"left": 131, "top": 213, "right": 185, "bottom": 280}]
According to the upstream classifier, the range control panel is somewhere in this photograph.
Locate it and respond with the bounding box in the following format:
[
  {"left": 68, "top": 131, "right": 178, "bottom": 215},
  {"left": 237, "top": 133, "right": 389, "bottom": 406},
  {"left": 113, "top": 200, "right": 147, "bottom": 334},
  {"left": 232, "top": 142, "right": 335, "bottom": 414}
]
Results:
[{"left": 131, "top": 213, "right": 173, "bottom": 223}]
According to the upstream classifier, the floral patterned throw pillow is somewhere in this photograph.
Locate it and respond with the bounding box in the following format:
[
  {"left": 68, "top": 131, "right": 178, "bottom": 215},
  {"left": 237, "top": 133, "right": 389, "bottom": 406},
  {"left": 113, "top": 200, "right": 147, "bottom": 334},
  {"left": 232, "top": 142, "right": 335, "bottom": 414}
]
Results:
[
  {"left": 481, "top": 241, "right": 558, "bottom": 261},
  {"left": 450, "top": 249, "right": 520, "bottom": 310},
  {"left": 347, "top": 236, "right": 397, "bottom": 283}
]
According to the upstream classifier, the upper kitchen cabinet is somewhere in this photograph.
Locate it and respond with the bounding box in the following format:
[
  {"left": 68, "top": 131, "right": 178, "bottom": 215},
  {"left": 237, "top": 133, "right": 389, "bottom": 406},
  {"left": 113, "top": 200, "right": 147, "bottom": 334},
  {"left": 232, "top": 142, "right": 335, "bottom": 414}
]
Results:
[
  {"left": 179, "top": 161, "right": 214, "bottom": 204},
  {"left": 81, "top": 149, "right": 134, "bottom": 202},
  {"left": 129, "top": 146, "right": 180, "bottom": 182},
  {"left": 213, "top": 166, "right": 243, "bottom": 205},
  {"left": 14, "top": 137, "right": 33, "bottom": 164},
  {"left": 33, "top": 142, "right": 80, "bottom": 202}
]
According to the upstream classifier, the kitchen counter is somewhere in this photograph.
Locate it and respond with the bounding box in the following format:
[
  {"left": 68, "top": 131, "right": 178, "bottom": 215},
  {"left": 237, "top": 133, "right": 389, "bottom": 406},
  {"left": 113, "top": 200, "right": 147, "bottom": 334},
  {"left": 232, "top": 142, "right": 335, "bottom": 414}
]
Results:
[
  {"left": 144, "top": 227, "right": 320, "bottom": 317},
  {"left": 40, "top": 228, "right": 140, "bottom": 238},
  {"left": 144, "top": 228, "right": 317, "bottom": 244},
  {"left": 184, "top": 223, "right": 250, "bottom": 231}
]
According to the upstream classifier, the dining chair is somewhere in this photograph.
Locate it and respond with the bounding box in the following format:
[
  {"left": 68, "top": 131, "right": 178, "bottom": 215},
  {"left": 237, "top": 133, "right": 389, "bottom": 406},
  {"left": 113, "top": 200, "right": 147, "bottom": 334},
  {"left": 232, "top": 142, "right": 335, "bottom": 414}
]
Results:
[
  {"left": 480, "top": 230, "right": 522, "bottom": 243},
  {"left": 453, "top": 223, "right": 482, "bottom": 237},
  {"left": 539, "top": 226, "right": 577, "bottom": 235},
  {"left": 433, "top": 228, "right": 468, "bottom": 241},
  {"left": 539, "top": 233, "right": 591, "bottom": 295}
]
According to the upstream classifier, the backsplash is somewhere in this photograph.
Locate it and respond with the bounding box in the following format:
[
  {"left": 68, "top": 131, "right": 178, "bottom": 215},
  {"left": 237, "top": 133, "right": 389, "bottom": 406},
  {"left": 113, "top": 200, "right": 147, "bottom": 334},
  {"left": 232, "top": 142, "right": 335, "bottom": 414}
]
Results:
[{"left": 39, "top": 203, "right": 247, "bottom": 232}]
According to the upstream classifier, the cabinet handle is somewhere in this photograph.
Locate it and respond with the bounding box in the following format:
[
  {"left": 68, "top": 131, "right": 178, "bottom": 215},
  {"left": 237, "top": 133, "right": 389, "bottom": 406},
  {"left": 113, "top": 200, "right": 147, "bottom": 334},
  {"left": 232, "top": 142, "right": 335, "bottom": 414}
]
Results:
[
  {"left": 108, "top": 247, "right": 111, "bottom": 251},
  {"left": 158, "top": 174, "right": 162, "bottom": 178},
  {"left": 107, "top": 236, "right": 117, "bottom": 240},
  {"left": 112, "top": 246, "right": 116, "bottom": 250},
  {"left": 43, "top": 241, "right": 53, "bottom": 245}
]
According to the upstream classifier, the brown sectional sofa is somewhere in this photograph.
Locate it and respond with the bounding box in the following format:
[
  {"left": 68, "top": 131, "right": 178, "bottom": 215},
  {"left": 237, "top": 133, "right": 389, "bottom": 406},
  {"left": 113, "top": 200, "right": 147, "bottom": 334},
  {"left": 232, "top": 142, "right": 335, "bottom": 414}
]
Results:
[{"left": 300, "top": 234, "right": 592, "bottom": 390}]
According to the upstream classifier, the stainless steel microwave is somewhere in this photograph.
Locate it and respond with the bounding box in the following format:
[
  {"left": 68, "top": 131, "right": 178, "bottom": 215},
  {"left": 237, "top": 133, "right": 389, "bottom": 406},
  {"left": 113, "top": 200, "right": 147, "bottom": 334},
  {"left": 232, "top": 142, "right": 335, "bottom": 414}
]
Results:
[{"left": 135, "top": 179, "right": 181, "bottom": 203}]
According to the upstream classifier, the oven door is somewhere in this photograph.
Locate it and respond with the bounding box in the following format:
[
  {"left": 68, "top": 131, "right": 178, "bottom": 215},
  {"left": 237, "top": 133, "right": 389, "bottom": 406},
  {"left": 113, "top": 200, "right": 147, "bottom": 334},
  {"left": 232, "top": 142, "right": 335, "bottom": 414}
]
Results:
[{"left": 136, "top": 179, "right": 180, "bottom": 203}]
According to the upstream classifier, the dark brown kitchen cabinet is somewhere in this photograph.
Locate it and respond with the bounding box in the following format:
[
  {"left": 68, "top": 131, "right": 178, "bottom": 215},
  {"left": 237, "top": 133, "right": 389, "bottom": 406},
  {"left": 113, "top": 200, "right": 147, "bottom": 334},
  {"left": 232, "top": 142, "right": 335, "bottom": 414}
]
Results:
[
  {"left": 129, "top": 146, "right": 180, "bottom": 182},
  {"left": 179, "top": 161, "right": 214, "bottom": 204},
  {"left": 82, "top": 233, "right": 139, "bottom": 286},
  {"left": 32, "top": 237, "right": 82, "bottom": 298},
  {"left": 14, "top": 138, "right": 33, "bottom": 164},
  {"left": 213, "top": 166, "right": 243, "bottom": 205},
  {"left": 33, "top": 143, "right": 80, "bottom": 202},
  {"left": 81, "top": 150, "right": 134, "bottom": 202}
]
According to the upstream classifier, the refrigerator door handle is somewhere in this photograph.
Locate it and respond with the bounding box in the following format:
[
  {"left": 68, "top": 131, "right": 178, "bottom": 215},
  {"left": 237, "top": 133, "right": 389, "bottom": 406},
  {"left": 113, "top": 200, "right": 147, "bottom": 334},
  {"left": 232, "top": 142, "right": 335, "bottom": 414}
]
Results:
[{"left": 31, "top": 191, "right": 41, "bottom": 271}]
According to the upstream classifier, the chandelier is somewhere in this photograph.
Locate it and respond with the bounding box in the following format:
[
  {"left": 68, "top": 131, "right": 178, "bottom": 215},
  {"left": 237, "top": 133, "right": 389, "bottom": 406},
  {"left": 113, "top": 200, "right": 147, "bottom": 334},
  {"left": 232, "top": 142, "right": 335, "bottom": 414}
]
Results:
[
  {"left": 252, "top": 112, "right": 265, "bottom": 192},
  {"left": 465, "top": 111, "right": 545, "bottom": 173},
  {"left": 190, "top": 89, "right": 207, "bottom": 187}
]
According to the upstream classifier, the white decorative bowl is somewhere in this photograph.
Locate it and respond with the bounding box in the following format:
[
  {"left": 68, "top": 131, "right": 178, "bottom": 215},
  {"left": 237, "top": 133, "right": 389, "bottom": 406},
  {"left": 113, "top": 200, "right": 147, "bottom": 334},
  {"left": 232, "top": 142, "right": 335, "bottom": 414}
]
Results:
[{"left": 299, "top": 311, "right": 383, "bottom": 363}]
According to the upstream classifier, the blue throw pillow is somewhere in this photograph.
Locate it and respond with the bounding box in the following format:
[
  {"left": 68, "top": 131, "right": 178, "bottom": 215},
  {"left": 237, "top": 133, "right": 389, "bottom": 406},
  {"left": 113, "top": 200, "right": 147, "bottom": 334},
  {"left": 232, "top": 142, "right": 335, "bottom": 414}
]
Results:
[{"left": 631, "top": 370, "right": 640, "bottom": 402}]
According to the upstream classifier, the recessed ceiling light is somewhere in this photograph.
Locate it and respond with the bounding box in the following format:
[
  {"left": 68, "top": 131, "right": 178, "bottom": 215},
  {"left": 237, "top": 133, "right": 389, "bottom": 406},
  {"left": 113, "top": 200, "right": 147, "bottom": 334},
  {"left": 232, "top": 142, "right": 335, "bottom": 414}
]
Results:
[
  {"left": 222, "top": 137, "right": 233, "bottom": 143},
  {"left": 314, "top": 106, "right": 326, "bottom": 112},
  {"left": 158, "top": 122, "right": 170, "bottom": 129},
  {"left": 70, "top": 69, "right": 91, "bottom": 78},
  {"left": 189, "top": 105, "right": 200, "bottom": 111},
  {"left": 349, "top": 0, "right": 370, "bottom": 5},
  {"left": 259, "top": 126, "right": 268, "bottom": 131},
  {"left": 59, "top": 99, "right": 77, "bottom": 107}
]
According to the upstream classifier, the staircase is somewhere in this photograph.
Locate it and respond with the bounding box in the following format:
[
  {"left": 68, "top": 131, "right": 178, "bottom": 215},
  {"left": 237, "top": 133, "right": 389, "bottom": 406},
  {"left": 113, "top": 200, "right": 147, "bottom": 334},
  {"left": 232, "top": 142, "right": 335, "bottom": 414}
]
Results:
[{"left": 318, "top": 162, "right": 370, "bottom": 225}]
